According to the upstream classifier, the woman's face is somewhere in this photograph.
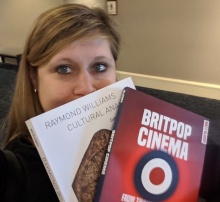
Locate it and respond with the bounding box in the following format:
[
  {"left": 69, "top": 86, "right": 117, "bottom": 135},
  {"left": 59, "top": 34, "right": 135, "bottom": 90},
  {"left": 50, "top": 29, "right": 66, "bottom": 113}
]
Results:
[{"left": 31, "top": 37, "right": 117, "bottom": 112}]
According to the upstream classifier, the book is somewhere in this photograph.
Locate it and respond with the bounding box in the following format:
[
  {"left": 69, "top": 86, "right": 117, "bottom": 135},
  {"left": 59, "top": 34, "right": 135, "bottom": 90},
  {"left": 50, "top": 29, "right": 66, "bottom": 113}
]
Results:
[
  {"left": 25, "top": 78, "right": 135, "bottom": 202},
  {"left": 96, "top": 87, "right": 209, "bottom": 202}
]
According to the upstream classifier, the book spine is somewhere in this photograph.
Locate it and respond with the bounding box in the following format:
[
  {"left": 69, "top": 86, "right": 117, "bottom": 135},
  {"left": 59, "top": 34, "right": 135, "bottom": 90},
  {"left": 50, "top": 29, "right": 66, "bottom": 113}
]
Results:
[
  {"left": 94, "top": 88, "right": 128, "bottom": 202},
  {"left": 26, "top": 121, "right": 65, "bottom": 202},
  {"left": 114, "top": 88, "right": 127, "bottom": 130}
]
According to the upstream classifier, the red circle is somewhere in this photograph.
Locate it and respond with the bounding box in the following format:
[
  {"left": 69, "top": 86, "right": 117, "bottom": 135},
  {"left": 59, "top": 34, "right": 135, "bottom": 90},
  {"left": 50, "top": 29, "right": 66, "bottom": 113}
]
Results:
[{"left": 149, "top": 167, "right": 165, "bottom": 185}]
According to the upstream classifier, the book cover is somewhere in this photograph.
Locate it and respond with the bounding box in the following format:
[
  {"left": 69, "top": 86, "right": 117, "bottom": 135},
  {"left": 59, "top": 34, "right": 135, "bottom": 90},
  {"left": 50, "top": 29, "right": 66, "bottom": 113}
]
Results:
[
  {"left": 97, "top": 87, "right": 209, "bottom": 202},
  {"left": 25, "top": 78, "right": 135, "bottom": 202}
]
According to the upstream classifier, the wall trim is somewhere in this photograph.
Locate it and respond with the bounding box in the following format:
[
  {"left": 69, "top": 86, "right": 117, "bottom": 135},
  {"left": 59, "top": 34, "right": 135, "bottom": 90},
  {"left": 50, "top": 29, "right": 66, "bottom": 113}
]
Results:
[{"left": 117, "top": 71, "right": 220, "bottom": 100}]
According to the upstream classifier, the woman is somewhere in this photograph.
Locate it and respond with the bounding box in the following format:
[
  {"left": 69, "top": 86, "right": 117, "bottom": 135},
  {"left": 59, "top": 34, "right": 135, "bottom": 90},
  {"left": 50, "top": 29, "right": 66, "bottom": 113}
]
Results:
[{"left": 0, "top": 3, "right": 120, "bottom": 201}]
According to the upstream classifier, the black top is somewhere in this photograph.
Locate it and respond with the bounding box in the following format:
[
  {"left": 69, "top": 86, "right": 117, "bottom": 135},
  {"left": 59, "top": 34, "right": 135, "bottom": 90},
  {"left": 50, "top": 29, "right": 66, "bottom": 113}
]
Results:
[{"left": 0, "top": 136, "right": 59, "bottom": 202}]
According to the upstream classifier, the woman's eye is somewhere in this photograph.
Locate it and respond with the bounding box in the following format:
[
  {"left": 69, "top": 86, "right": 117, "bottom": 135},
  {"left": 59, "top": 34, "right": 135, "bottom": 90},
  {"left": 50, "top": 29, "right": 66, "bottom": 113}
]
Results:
[
  {"left": 57, "top": 65, "right": 72, "bottom": 74},
  {"left": 93, "top": 63, "right": 107, "bottom": 72}
]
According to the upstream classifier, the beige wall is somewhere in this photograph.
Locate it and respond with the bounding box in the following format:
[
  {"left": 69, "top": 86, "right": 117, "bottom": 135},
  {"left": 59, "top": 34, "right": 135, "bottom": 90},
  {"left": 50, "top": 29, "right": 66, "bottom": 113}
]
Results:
[
  {"left": 63, "top": 0, "right": 105, "bottom": 9},
  {"left": 114, "top": 0, "right": 220, "bottom": 85},
  {"left": 1, "top": 0, "right": 220, "bottom": 86},
  {"left": 0, "top": 0, "right": 62, "bottom": 55}
]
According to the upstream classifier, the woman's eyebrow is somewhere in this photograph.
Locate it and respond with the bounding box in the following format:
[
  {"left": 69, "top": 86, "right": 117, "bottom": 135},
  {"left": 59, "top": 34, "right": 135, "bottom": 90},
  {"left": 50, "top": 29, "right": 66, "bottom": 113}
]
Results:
[
  {"left": 93, "top": 56, "right": 113, "bottom": 61},
  {"left": 49, "top": 57, "right": 76, "bottom": 66}
]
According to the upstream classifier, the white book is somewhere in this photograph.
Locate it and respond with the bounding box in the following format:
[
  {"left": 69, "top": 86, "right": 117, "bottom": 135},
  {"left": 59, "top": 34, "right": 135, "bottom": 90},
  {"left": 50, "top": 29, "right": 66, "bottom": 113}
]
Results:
[{"left": 25, "top": 77, "right": 135, "bottom": 202}]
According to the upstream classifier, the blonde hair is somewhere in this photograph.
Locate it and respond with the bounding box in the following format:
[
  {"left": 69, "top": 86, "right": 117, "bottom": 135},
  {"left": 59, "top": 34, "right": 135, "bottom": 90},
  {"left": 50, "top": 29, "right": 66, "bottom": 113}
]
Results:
[{"left": 3, "top": 3, "right": 120, "bottom": 147}]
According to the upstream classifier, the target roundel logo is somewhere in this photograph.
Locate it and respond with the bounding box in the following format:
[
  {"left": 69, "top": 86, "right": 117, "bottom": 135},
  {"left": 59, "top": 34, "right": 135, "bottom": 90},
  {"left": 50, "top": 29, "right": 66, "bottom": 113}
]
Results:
[{"left": 134, "top": 150, "right": 179, "bottom": 201}]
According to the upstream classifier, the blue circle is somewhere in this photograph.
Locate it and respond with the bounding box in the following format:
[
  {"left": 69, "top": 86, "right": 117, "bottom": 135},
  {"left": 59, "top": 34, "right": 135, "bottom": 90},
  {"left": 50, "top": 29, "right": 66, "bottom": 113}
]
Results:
[{"left": 134, "top": 150, "right": 179, "bottom": 201}]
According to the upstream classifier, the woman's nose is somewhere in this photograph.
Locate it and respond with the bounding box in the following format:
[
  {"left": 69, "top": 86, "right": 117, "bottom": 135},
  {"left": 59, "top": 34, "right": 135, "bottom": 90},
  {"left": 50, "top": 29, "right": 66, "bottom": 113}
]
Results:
[{"left": 73, "top": 71, "right": 96, "bottom": 96}]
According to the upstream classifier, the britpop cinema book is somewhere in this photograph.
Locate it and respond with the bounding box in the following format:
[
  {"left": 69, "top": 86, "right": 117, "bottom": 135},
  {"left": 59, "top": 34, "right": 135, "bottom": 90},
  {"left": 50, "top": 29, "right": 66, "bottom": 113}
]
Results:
[{"left": 96, "top": 87, "right": 209, "bottom": 202}]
